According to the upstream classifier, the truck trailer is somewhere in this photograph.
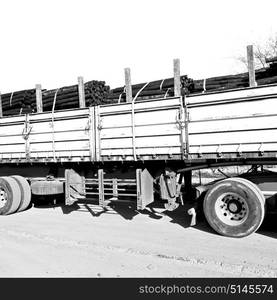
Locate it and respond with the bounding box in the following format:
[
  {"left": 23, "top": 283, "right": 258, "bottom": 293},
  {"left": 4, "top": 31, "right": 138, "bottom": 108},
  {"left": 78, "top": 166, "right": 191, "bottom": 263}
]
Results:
[{"left": 1, "top": 61, "right": 277, "bottom": 238}]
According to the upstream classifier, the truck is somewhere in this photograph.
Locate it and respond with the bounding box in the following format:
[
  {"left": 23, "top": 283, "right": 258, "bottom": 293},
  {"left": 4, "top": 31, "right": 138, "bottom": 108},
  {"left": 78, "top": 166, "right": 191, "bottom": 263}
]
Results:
[{"left": 1, "top": 59, "right": 277, "bottom": 239}]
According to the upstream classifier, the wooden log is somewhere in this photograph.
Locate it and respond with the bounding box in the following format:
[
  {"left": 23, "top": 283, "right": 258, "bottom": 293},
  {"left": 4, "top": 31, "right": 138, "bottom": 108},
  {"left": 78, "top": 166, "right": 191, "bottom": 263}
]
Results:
[
  {"left": 0, "top": 92, "right": 2, "bottom": 117},
  {"left": 265, "top": 56, "right": 277, "bottom": 63},
  {"left": 257, "top": 75, "right": 277, "bottom": 85}
]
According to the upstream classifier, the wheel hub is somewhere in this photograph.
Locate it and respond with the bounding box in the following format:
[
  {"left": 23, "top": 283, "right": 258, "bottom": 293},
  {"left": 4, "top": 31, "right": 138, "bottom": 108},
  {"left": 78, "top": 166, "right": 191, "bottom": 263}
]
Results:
[
  {"left": 215, "top": 192, "right": 249, "bottom": 226},
  {"left": 227, "top": 200, "right": 242, "bottom": 214},
  {"left": 0, "top": 188, "right": 8, "bottom": 209}
]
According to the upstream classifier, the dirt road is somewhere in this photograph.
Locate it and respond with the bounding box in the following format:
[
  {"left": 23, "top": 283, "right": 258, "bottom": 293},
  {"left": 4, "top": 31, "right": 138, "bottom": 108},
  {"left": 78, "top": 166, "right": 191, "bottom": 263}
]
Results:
[{"left": 0, "top": 201, "right": 277, "bottom": 277}]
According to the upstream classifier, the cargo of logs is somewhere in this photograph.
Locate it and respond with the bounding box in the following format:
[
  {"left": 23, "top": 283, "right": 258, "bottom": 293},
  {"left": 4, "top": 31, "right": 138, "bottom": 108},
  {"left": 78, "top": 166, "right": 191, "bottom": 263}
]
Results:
[
  {"left": 41, "top": 80, "right": 110, "bottom": 111},
  {"left": 107, "top": 75, "right": 194, "bottom": 103},
  {"left": 0, "top": 89, "right": 37, "bottom": 116},
  {"left": 1, "top": 80, "right": 110, "bottom": 116},
  {"left": 107, "top": 60, "right": 277, "bottom": 100},
  {"left": 191, "top": 60, "right": 277, "bottom": 93},
  {"left": 0, "top": 76, "right": 194, "bottom": 116},
  {"left": 1, "top": 56, "right": 277, "bottom": 117}
]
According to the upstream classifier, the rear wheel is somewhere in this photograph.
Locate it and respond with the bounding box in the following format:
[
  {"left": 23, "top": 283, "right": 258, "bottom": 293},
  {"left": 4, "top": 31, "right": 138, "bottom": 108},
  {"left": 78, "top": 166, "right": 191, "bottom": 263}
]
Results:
[
  {"left": 11, "top": 175, "right": 31, "bottom": 212},
  {"left": 203, "top": 177, "right": 265, "bottom": 238},
  {"left": 0, "top": 177, "right": 21, "bottom": 215}
]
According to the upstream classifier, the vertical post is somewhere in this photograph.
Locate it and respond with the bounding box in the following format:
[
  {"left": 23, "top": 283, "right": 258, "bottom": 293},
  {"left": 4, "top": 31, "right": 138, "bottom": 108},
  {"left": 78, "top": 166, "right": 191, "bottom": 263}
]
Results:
[
  {"left": 78, "top": 76, "right": 86, "bottom": 108},
  {"left": 124, "top": 68, "right": 132, "bottom": 103},
  {"left": 98, "top": 169, "right": 105, "bottom": 207},
  {"left": 247, "top": 45, "right": 257, "bottom": 87},
  {"left": 35, "top": 84, "right": 43, "bottom": 113},
  {"left": 112, "top": 178, "right": 118, "bottom": 200},
  {"left": 173, "top": 58, "right": 181, "bottom": 97},
  {"left": 0, "top": 92, "right": 2, "bottom": 117}
]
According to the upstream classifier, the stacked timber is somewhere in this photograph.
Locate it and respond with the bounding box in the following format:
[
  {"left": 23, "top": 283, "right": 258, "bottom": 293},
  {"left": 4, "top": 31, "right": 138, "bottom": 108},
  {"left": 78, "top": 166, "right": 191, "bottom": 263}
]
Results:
[
  {"left": 107, "top": 75, "right": 194, "bottom": 103},
  {"left": 1, "top": 89, "right": 36, "bottom": 116},
  {"left": 2, "top": 57, "right": 277, "bottom": 117},
  {"left": 108, "top": 61, "right": 277, "bottom": 100},
  {"left": 41, "top": 80, "right": 110, "bottom": 111},
  {"left": 1, "top": 80, "right": 110, "bottom": 116},
  {"left": 265, "top": 56, "right": 277, "bottom": 64},
  {"left": 191, "top": 61, "right": 277, "bottom": 94}
]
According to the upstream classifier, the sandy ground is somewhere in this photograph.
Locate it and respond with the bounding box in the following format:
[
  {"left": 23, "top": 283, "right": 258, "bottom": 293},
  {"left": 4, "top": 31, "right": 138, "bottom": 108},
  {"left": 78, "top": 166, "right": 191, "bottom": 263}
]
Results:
[{"left": 0, "top": 200, "right": 277, "bottom": 278}]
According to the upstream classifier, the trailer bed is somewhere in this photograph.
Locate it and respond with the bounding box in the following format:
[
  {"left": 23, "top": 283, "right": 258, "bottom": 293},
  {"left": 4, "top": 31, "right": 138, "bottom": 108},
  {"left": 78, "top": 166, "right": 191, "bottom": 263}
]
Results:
[{"left": 1, "top": 84, "right": 277, "bottom": 164}]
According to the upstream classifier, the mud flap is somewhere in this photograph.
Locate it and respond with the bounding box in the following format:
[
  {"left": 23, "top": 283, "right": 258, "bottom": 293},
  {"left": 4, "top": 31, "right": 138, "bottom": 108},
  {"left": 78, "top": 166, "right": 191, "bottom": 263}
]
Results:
[
  {"left": 136, "top": 169, "right": 154, "bottom": 210},
  {"left": 65, "top": 169, "right": 86, "bottom": 205}
]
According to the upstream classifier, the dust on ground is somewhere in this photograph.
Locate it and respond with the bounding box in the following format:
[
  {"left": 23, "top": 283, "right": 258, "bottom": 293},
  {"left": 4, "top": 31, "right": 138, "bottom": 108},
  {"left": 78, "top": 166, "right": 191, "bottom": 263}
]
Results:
[{"left": 0, "top": 200, "right": 276, "bottom": 277}]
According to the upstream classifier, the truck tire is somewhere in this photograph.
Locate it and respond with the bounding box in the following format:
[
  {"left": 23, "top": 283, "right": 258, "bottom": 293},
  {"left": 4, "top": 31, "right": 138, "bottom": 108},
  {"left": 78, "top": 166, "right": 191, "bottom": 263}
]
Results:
[
  {"left": 11, "top": 175, "right": 31, "bottom": 212},
  {"left": 230, "top": 177, "right": 265, "bottom": 205},
  {"left": 203, "top": 177, "right": 265, "bottom": 238},
  {"left": 0, "top": 177, "right": 21, "bottom": 215}
]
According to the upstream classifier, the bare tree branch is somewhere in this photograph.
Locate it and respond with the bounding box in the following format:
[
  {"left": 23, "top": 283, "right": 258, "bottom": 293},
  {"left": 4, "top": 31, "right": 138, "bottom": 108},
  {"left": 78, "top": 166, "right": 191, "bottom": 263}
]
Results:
[
  {"left": 237, "top": 55, "right": 248, "bottom": 69},
  {"left": 236, "top": 34, "right": 277, "bottom": 70}
]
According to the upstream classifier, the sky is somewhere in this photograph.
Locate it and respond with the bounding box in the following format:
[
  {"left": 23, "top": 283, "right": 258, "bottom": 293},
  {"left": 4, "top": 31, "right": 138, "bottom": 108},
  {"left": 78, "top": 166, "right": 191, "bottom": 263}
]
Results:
[{"left": 0, "top": 0, "right": 277, "bottom": 93}]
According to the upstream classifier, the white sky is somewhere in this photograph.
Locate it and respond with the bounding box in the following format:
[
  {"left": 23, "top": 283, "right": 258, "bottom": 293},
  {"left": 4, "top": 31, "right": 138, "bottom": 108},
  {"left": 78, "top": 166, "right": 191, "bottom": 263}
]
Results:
[{"left": 0, "top": 0, "right": 277, "bottom": 92}]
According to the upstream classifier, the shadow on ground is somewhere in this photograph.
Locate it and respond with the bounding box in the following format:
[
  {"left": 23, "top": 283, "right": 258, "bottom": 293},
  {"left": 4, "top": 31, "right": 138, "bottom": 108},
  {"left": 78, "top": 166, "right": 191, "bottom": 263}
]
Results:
[
  {"left": 258, "top": 214, "right": 277, "bottom": 239},
  {"left": 32, "top": 195, "right": 277, "bottom": 238},
  {"left": 32, "top": 195, "right": 217, "bottom": 235}
]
